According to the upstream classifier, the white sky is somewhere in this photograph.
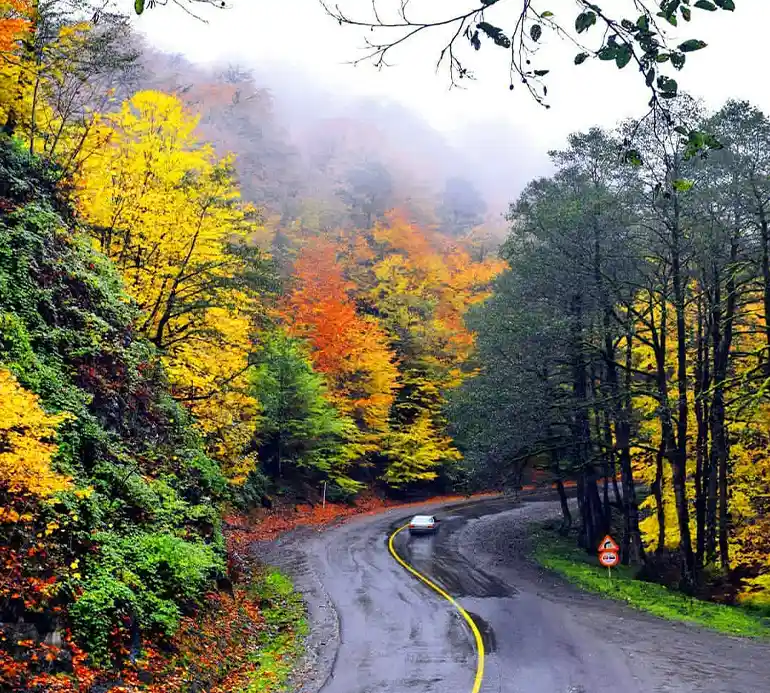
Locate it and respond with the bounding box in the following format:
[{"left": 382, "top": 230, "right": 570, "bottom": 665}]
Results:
[{"left": 134, "top": 0, "right": 769, "bottom": 168}]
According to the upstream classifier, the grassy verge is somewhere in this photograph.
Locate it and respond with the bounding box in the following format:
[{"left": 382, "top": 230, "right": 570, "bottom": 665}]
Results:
[
  {"left": 531, "top": 524, "right": 770, "bottom": 638},
  {"left": 239, "top": 570, "right": 308, "bottom": 693}
]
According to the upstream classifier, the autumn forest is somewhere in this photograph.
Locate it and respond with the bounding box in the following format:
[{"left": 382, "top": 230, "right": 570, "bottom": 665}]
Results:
[{"left": 1, "top": 0, "right": 769, "bottom": 691}]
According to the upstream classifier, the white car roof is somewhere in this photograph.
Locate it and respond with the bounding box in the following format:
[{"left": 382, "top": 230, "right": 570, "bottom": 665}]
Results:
[{"left": 411, "top": 515, "right": 435, "bottom": 524}]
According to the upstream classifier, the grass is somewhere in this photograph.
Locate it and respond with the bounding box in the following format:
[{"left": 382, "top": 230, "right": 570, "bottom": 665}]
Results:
[
  {"left": 242, "top": 570, "right": 308, "bottom": 693},
  {"left": 531, "top": 525, "right": 770, "bottom": 639}
]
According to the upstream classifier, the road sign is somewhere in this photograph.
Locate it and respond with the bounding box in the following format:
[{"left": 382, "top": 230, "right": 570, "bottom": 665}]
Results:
[
  {"left": 598, "top": 534, "right": 620, "bottom": 553},
  {"left": 599, "top": 551, "right": 619, "bottom": 567}
]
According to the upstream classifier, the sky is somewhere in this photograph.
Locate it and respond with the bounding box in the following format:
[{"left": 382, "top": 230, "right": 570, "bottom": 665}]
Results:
[{"left": 134, "top": 0, "right": 770, "bottom": 187}]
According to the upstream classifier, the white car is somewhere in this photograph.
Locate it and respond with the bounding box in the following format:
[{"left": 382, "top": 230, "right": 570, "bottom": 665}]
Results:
[{"left": 408, "top": 514, "right": 440, "bottom": 535}]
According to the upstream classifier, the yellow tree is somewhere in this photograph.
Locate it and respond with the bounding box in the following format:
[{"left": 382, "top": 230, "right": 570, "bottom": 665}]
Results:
[
  {"left": 0, "top": 1, "right": 135, "bottom": 175},
  {"left": 343, "top": 211, "right": 503, "bottom": 485},
  {"left": 77, "top": 90, "right": 273, "bottom": 483},
  {"left": 0, "top": 368, "right": 71, "bottom": 508}
]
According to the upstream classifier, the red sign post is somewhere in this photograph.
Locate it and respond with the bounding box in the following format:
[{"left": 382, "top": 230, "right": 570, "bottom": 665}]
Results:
[{"left": 598, "top": 534, "right": 620, "bottom": 580}]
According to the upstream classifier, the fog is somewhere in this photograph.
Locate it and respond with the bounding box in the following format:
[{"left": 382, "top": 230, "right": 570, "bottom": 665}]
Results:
[{"left": 132, "top": 0, "right": 770, "bottom": 225}]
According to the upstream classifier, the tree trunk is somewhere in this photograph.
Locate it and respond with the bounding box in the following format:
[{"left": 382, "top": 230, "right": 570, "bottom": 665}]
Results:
[
  {"left": 670, "top": 191, "right": 696, "bottom": 586},
  {"left": 570, "top": 293, "right": 603, "bottom": 549},
  {"left": 694, "top": 292, "right": 710, "bottom": 571},
  {"left": 653, "top": 437, "right": 666, "bottom": 552},
  {"left": 555, "top": 477, "right": 572, "bottom": 535},
  {"left": 715, "top": 228, "right": 739, "bottom": 571},
  {"left": 757, "top": 200, "right": 770, "bottom": 367}
]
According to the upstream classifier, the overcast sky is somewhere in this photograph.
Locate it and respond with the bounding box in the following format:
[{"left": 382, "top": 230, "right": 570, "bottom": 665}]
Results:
[{"left": 135, "top": 0, "right": 769, "bottom": 180}]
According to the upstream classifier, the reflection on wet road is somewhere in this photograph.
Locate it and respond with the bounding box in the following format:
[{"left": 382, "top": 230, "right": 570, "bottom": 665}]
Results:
[
  {"left": 267, "top": 494, "right": 770, "bottom": 693},
  {"left": 391, "top": 500, "right": 517, "bottom": 601}
]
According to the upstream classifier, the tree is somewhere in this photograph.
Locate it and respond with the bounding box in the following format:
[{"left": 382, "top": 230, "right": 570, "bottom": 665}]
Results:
[
  {"left": 336, "top": 159, "right": 394, "bottom": 228},
  {"left": 344, "top": 212, "right": 503, "bottom": 485},
  {"left": 0, "top": 368, "right": 71, "bottom": 501},
  {"left": 77, "top": 90, "right": 276, "bottom": 482},
  {"left": 456, "top": 100, "right": 770, "bottom": 602},
  {"left": 0, "top": 0, "right": 138, "bottom": 174},
  {"left": 250, "top": 329, "right": 360, "bottom": 493},
  {"left": 284, "top": 239, "right": 399, "bottom": 439},
  {"left": 0, "top": 0, "right": 29, "bottom": 53}
]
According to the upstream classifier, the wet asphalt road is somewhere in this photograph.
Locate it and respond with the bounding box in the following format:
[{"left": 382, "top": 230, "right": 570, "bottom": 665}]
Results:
[{"left": 260, "top": 495, "right": 770, "bottom": 693}]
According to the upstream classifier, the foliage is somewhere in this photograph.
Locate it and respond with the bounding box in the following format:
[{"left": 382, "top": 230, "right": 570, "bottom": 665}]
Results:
[
  {"left": 0, "top": 0, "right": 138, "bottom": 175},
  {"left": 340, "top": 212, "right": 503, "bottom": 486},
  {"left": 250, "top": 328, "right": 361, "bottom": 494},
  {"left": 0, "top": 137, "right": 228, "bottom": 684},
  {"left": 284, "top": 239, "right": 398, "bottom": 437},
  {"left": 453, "top": 100, "right": 770, "bottom": 604},
  {"left": 0, "top": 368, "right": 72, "bottom": 499},
  {"left": 327, "top": 0, "right": 736, "bottom": 162},
  {"left": 71, "top": 532, "right": 223, "bottom": 661},
  {"left": 76, "top": 89, "right": 277, "bottom": 484},
  {"left": 0, "top": 0, "right": 28, "bottom": 53}
]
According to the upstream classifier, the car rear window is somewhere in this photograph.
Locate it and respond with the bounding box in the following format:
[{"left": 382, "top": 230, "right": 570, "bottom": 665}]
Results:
[{"left": 411, "top": 515, "right": 434, "bottom": 524}]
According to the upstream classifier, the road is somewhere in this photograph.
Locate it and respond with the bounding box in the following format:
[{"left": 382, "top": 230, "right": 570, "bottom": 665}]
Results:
[{"left": 258, "top": 495, "right": 770, "bottom": 693}]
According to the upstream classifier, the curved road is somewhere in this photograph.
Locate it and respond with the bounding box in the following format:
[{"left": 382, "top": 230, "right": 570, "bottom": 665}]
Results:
[{"left": 259, "top": 496, "right": 770, "bottom": 693}]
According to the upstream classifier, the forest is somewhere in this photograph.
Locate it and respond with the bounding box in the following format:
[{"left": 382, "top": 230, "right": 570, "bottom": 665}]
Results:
[
  {"left": 0, "top": 1, "right": 502, "bottom": 689},
  {"left": 452, "top": 98, "right": 770, "bottom": 607},
  {"left": 1, "top": 0, "right": 769, "bottom": 690}
]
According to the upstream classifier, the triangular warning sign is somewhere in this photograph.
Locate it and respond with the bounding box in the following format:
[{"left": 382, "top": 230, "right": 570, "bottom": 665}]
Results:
[{"left": 598, "top": 534, "right": 620, "bottom": 552}]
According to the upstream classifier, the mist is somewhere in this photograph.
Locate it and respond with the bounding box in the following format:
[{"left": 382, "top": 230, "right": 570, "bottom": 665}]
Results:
[{"left": 131, "top": 40, "right": 551, "bottom": 237}]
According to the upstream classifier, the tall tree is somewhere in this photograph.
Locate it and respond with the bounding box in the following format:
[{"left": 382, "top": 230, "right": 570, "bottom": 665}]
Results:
[
  {"left": 250, "top": 328, "right": 360, "bottom": 494},
  {"left": 77, "top": 90, "right": 276, "bottom": 482}
]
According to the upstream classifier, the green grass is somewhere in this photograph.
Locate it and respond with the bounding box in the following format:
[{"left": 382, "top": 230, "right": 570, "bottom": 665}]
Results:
[
  {"left": 242, "top": 569, "right": 308, "bottom": 693},
  {"left": 531, "top": 526, "right": 770, "bottom": 639}
]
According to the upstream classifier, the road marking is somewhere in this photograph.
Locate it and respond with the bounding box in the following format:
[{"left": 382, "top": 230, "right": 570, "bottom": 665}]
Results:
[{"left": 388, "top": 524, "right": 485, "bottom": 693}]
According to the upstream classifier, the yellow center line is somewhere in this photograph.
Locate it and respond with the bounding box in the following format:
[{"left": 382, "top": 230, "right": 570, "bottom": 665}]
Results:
[{"left": 388, "top": 524, "right": 485, "bottom": 693}]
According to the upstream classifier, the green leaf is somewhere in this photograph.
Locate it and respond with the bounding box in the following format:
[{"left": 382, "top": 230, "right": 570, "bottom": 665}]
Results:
[
  {"left": 636, "top": 14, "right": 650, "bottom": 30},
  {"left": 477, "top": 22, "right": 511, "bottom": 48},
  {"left": 530, "top": 24, "right": 543, "bottom": 42},
  {"left": 534, "top": 69, "right": 550, "bottom": 76},
  {"left": 672, "top": 179, "right": 694, "bottom": 192},
  {"left": 694, "top": 0, "right": 717, "bottom": 9},
  {"left": 541, "top": 10, "right": 554, "bottom": 18},
  {"left": 657, "top": 10, "right": 678, "bottom": 26},
  {"left": 574, "top": 52, "right": 590, "bottom": 65},
  {"left": 657, "top": 75, "right": 678, "bottom": 95},
  {"left": 134, "top": 0, "right": 145, "bottom": 14},
  {"left": 624, "top": 149, "right": 643, "bottom": 166},
  {"left": 678, "top": 39, "right": 707, "bottom": 52},
  {"left": 671, "top": 52, "right": 686, "bottom": 70},
  {"left": 681, "top": 6, "right": 692, "bottom": 20},
  {"left": 714, "top": 0, "right": 736, "bottom": 9},
  {"left": 575, "top": 11, "right": 597, "bottom": 33},
  {"left": 615, "top": 44, "right": 632, "bottom": 69},
  {"left": 598, "top": 45, "right": 618, "bottom": 61}
]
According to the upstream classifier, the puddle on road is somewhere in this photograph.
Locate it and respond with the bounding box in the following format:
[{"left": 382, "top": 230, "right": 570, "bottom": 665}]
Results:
[
  {"left": 465, "top": 610, "right": 497, "bottom": 653},
  {"left": 388, "top": 517, "right": 516, "bottom": 599}
]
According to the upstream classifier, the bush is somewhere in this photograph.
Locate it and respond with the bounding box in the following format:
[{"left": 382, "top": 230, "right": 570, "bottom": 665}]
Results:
[{"left": 73, "top": 531, "right": 224, "bottom": 661}]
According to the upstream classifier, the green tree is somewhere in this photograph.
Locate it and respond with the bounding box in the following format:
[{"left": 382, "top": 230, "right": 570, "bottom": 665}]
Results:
[{"left": 250, "top": 328, "right": 360, "bottom": 493}]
